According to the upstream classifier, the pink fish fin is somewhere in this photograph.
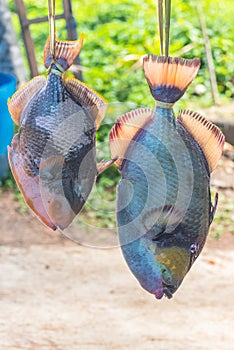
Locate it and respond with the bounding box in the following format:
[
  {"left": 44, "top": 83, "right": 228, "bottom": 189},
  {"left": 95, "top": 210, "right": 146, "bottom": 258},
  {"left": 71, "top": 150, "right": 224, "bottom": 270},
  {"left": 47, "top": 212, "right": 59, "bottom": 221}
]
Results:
[
  {"left": 8, "top": 76, "right": 46, "bottom": 125},
  {"left": 64, "top": 78, "right": 107, "bottom": 129},
  {"left": 177, "top": 110, "right": 225, "bottom": 172},
  {"left": 109, "top": 108, "right": 153, "bottom": 168},
  {"left": 209, "top": 192, "right": 218, "bottom": 224},
  {"left": 96, "top": 157, "right": 118, "bottom": 175},
  {"left": 8, "top": 136, "right": 57, "bottom": 230},
  {"left": 44, "top": 34, "right": 84, "bottom": 71},
  {"left": 143, "top": 55, "right": 200, "bottom": 104}
]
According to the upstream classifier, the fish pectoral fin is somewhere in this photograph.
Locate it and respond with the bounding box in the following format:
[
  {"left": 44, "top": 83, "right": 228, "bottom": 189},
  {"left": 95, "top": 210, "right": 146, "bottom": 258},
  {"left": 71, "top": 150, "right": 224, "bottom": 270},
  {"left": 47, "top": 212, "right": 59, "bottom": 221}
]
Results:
[
  {"left": 178, "top": 110, "right": 225, "bottom": 172},
  {"left": 96, "top": 157, "right": 118, "bottom": 175},
  {"left": 209, "top": 192, "right": 218, "bottom": 224},
  {"left": 39, "top": 155, "right": 65, "bottom": 182},
  {"left": 8, "top": 76, "right": 46, "bottom": 125},
  {"left": 44, "top": 34, "right": 84, "bottom": 71},
  {"left": 109, "top": 108, "right": 153, "bottom": 168},
  {"left": 143, "top": 205, "right": 184, "bottom": 240},
  {"left": 151, "top": 226, "right": 165, "bottom": 241},
  {"left": 64, "top": 78, "right": 107, "bottom": 129}
]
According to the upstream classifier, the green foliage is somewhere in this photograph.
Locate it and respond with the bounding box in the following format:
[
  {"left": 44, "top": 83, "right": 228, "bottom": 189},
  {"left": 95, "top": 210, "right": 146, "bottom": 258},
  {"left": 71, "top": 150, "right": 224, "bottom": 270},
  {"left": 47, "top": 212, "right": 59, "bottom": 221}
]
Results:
[
  {"left": 9, "top": 0, "right": 234, "bottom": 101},
  {"left": 4, "top": 0, "right": 234, "bottom": 230},
  {"left": 0, "top": 170, "right": 17, "bottom": 191},
  {"left": 0, "top": 171, "right": 28, "bottom": 214}
]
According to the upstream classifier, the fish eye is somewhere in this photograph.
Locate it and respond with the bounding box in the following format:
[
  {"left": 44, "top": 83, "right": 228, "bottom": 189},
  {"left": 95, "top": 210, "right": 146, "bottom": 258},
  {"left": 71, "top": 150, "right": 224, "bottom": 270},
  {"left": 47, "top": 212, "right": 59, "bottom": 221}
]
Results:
[
  {"left": 188, "top": 243, "right": 200, "bottom": 271},
  {"left": 189, "top": 243, "right": 199, "bottom": 255}
]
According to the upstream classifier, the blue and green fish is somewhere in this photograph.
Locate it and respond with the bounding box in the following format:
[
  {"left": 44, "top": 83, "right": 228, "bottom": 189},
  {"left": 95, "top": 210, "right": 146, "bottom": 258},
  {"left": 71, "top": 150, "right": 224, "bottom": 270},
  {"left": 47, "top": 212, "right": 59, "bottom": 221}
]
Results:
[{"left": 110, "top": 55, "right": 224, "bottom": 299}]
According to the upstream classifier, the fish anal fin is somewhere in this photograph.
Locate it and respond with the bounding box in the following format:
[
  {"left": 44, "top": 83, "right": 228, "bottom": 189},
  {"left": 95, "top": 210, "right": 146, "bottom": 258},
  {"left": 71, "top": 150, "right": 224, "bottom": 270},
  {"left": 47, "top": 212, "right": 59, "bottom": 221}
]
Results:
[
  {"left": 178, "top": 110, "right": 225, "bottom": 172},
  {"left": 143, "top": 55, "right": 200, "bottom": 103},
  {"left": 64, "top": 78, "right": 107, "bottom": 129},
  {"left": 44, "top": 34, "right": 84, "bottom": 71},
  {"left": 209, "top": 192, "right": 218, "bottom": 224},
  {"left": 8, "top": 76, "right": 46, "bottom": 125},
  {"left": 109, "top": 108, "right": 153, "bottom": 168}
]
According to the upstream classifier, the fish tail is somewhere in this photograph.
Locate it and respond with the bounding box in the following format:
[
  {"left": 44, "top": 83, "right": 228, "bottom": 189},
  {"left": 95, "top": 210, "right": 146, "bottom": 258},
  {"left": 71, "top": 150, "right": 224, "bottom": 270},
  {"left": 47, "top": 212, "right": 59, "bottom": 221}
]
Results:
[
  {"left": 143, "top": 55, "right": 200, "bottom": 103},
  {"left": 44, "top": 34, "right": 84, "bottom": 71}
]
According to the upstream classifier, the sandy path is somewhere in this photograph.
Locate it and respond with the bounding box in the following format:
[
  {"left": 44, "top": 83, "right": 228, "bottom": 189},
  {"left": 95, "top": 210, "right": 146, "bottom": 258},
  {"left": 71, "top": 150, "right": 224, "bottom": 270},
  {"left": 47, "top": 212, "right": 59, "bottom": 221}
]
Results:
[{"left": 1, "top": 232, "right": 234, "bottom": 350}]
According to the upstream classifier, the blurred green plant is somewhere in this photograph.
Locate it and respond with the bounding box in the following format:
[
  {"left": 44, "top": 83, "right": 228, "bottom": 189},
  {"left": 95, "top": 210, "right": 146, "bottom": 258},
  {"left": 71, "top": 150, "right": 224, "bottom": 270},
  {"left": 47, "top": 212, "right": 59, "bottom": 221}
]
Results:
[
  {"left": 0, "top": 171, "right": 28, "bottom": 214},
  {"left": 8, "top": 0, "right": 234, "bottom": 102},
  {"left": 210, "top": 192, "right": 234, "bottom": 239},
  {"left": 3, "top": 0, "right": 234, "bottom": 231}
]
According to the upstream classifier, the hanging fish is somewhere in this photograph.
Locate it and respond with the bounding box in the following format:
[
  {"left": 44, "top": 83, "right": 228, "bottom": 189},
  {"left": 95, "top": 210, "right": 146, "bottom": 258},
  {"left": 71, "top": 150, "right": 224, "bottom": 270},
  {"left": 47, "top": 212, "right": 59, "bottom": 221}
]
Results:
[
  {"left": 8, "top": 35, "right": 112, "bottom": 230},
  {"left": 110, "top": 55, "right": 224, "bottom": 299}
]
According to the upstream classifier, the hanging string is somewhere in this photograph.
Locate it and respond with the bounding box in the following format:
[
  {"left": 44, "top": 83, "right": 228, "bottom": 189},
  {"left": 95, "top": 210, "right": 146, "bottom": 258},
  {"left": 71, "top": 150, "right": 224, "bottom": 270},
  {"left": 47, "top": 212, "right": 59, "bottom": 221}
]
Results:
[
  {"left": 165, "top": 0, "right": 171, "bottom": 56},
  {"left": 157, "top": 0, "right": 171, "bottom": 57},
  {"left": 48, "top": 0, "right": 56, "bottom": 59},
  {"left": 157, "top": 0, "right": 164, "bottom": 55}
]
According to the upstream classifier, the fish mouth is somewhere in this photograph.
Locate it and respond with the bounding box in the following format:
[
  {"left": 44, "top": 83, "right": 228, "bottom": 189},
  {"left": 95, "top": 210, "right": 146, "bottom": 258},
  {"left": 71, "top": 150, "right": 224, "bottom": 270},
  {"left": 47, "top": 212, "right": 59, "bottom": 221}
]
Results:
[
  {"left": 162, "top": 279, "right": 176, "bottom": 299},
  {"left": 153, "top": 287, "right": 165, "bottom": 300}
]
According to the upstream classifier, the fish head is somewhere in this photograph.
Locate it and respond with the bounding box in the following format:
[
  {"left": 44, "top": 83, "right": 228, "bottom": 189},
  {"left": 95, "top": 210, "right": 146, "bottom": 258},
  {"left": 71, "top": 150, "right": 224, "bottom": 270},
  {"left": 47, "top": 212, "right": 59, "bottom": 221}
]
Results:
[
  {"left": 149, "top": 226, "right": 202, "bottom": 298},
  {"left": 154, "top": 246, "right": 191, "bottom": 298},
  {"left": 137, "top": 242, "right": 192, "bottom": 299},
  {"left": 142, "top": 206, "right": 204, "bottom": 298}
]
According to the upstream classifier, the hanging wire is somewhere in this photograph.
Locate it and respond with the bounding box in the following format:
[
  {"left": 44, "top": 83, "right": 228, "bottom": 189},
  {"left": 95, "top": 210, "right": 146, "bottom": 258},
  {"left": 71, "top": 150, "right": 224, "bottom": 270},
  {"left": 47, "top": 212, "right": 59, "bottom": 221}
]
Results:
[
  {"left": 165, "top": 0, "right": 171, "bottom": 56},
  {"left": 157, "top": 0, "right": 164, "bottom": 55},
  {"left": 48, "top": 0, "right": 56, "bottom": 59},
  {"left": 157, "top": 0, "right": 171, "bottom": 57}
]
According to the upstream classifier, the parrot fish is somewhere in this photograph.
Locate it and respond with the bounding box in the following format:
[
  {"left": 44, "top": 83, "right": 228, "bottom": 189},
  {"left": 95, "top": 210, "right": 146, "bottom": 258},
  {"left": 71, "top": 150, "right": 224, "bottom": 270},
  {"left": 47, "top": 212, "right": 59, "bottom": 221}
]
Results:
[
  {"left": 8, "top": 35, "right": 111, "bottom": 230},
  {"left": 110, "top": 55, "right": 224, "bottom": 299}
]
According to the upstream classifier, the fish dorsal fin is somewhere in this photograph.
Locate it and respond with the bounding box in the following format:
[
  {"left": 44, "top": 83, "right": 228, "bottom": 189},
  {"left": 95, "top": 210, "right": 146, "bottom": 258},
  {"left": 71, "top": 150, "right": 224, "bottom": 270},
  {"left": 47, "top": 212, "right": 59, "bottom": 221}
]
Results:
[
  {"left": 64, "top": 78, "right": 107, "bottom": 129},
  {"left": 44, "top": 34, "right": 84, "bottom": 71},
  {"left": 109, "top": 108, "right": 153, "bottom": 168},
  {"left": 178, "top": 110, "right": 225, "bottom": 172},
  {"left": 8, "top": 76, "right": 46, "bottom": 125},
  {"left": 143, "top": 55, "right": 200, "bottom": 104}
]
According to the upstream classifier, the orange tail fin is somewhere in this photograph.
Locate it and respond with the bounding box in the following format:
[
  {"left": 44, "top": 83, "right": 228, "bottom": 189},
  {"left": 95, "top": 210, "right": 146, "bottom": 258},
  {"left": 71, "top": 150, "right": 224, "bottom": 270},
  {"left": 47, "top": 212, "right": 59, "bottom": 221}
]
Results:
[
  {"left": 44, "top": 34, "right": 84, "bottom": 71},
  {"left": 143, "top": 55, "right": 200, "bottom": 103}
]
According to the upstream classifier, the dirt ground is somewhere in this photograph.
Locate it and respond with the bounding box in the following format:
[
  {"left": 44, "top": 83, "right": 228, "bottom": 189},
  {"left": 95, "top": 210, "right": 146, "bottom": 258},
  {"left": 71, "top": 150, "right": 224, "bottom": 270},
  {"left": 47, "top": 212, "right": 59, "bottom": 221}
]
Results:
[{"left": 0, "top": 148, "right": 234, "bottom": 350}]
